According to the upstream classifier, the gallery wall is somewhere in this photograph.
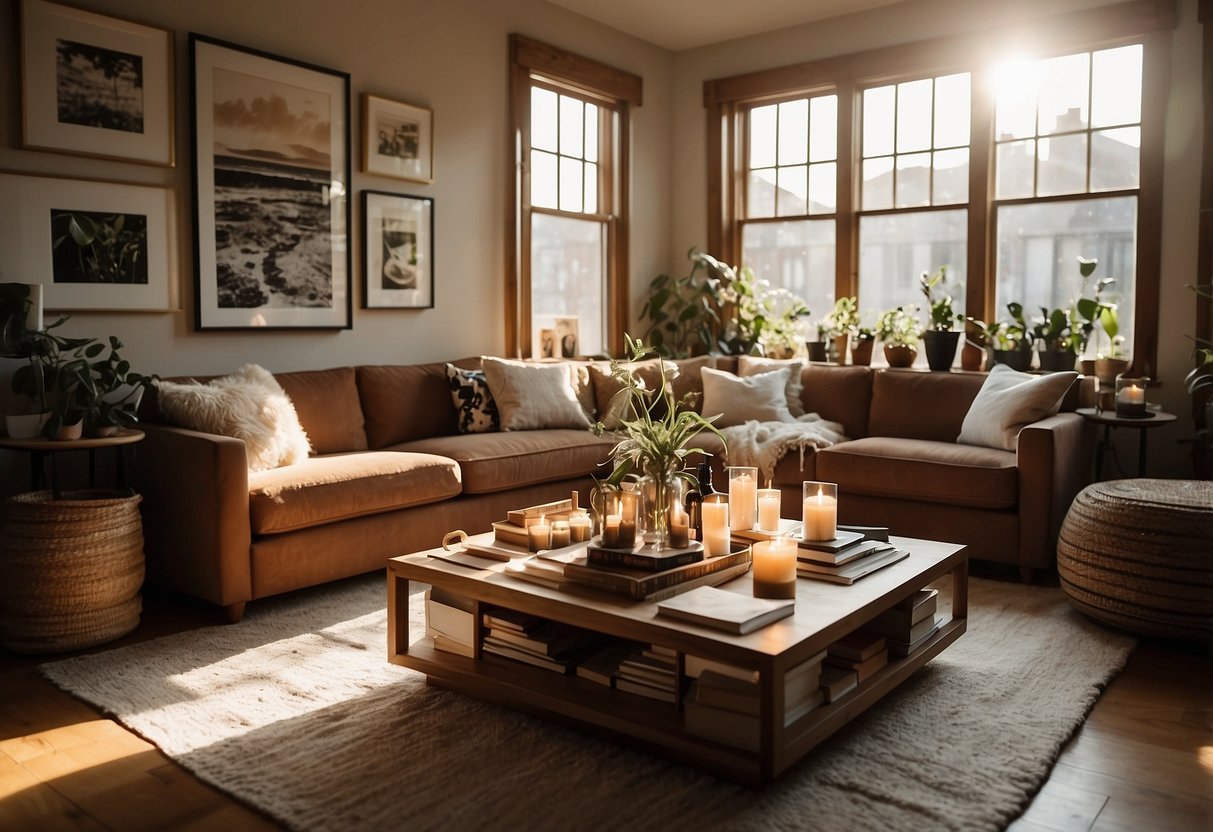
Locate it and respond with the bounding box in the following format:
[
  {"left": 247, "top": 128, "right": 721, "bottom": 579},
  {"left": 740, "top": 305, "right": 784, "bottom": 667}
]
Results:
[{"left": 669, "top": 0, "right": 1204, "bottom": 478}]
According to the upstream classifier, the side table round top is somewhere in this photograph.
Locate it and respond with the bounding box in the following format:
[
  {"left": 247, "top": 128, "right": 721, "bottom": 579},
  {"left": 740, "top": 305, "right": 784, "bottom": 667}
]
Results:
[
  {"left": 1075, "top": 407, "right": 1176, "bottom": 428},
  {"left": 0, "top": 428, "right": 145, "bottom": 452}
]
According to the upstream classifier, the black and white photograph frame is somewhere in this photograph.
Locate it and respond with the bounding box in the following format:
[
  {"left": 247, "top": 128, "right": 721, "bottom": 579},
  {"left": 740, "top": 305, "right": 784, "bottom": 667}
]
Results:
[
  {"left": 190, "top": 34, "right": 351, "bottom": 330},
  {"left": 0, "top": 172, "right": 178, "bottom": 312},
  {"left": 21, "top": 0, "right": 174, "bottom": 166},
  {"left": 362, "top": 94, "right": 433, "bottom": 183},
  {"left": 362, "top": 190, "right": 434, "bottom": 310}
]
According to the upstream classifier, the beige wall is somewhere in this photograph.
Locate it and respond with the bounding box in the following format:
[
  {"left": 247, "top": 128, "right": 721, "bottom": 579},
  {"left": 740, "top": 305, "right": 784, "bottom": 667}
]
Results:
[{"left": 669, "top": 0, "right": 1204, "bottom": 477}]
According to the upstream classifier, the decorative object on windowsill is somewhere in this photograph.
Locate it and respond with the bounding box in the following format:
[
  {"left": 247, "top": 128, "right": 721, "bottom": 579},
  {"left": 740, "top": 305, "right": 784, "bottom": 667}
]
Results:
[
  {"left": 823, "top": 297, "right": 860, "bottom": 365},
  {"left": 1033, "top": 305, "right": 1078, "bottom": 372},
  {"left": 639, "top": 249, "right": 810, "bottom": 359},
  {"left": 850, "top": 327, "right": 875, "bottom": 366},
  {"left": 875, "top": 304, "right": 921, "bottom": 368},
  {"left": 919, "top": 266, "right": 963, "bottom": 371},
  {"left": 1114, "top": 376, "right": 1149, "bottom": 419},
  {"left": 1071, "top": 256, "right": 1117, "bottom": 375},
  {"left": 593, "top": 335, "right": 724, "bottom": 550},
  {"left": 969, "top": 304, "right": 1032, "bottom": 372}
]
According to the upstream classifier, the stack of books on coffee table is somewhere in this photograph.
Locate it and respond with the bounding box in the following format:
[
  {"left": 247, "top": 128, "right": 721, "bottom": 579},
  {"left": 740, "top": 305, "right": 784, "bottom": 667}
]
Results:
[
  {"left": 863, "top": 588, "right": 942, "bottom": 656},
  {"left": 480, "top": 607, "right": 603, "bottom": 674},
  {"left": 796, "top": 531, "right": 908, "bottom": 585}
]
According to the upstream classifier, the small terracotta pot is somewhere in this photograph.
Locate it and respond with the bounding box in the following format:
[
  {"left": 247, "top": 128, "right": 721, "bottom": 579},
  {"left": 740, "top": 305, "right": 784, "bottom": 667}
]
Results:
[
  {"left": 883, "top": 344, "right": 917, "bottom": 368},
  {"left": 54, "top": 420, "right": 84, "bottom": 441},
  {"left": 850, "top": 338, "right": 875, "bottom": 367},
  {"left": 1094, "top": 357, "right": 1130, "bottom": 384}
]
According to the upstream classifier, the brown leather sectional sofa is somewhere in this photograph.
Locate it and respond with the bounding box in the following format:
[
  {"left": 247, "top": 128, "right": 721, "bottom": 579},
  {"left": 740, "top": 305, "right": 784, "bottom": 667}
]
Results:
[{"left": 135, "top": 358, "right": 1091, "bottom": 621}]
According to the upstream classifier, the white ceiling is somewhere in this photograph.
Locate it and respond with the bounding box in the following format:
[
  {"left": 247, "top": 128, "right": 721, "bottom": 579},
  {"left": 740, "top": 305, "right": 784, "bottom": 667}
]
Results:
[{"left": 546, "top": 0, "right": 912, "bottom": 51}]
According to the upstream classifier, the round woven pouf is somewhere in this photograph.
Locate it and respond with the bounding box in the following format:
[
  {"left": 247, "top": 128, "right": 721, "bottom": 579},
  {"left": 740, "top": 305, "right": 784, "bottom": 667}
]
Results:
[
  {"left": 1057, "top": 479, "right": 1213, "bottom": 640},
  {"left": 0, "top": 490, "right": 145, "bottom": 654}
]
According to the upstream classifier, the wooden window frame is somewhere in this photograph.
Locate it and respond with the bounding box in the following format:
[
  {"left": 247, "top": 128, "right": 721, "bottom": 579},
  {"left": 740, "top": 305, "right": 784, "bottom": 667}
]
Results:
[
  {"left": 705, "top": 0, "right": 1174, "bottom": 376},
  {"left": 508, "top": 34, "right": 642, "bottom": 358}
]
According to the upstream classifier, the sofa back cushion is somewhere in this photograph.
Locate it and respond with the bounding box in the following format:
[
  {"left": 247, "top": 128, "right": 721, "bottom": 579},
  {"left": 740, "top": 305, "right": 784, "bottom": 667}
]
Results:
[
  {"left": 275, "top": 367, "right": 368, "bottom": 454},
  {"left": 867, "top": 370, "right": 987, "bottom": 441},
  {"left": 357, "top": 362, "right": 460, "bottom": 448},
  {"left": 801, "top": 365, "right": 874, "bottom": 438},
  {"left": 591, "top": 355, "right": 715, "bottom": 428}
]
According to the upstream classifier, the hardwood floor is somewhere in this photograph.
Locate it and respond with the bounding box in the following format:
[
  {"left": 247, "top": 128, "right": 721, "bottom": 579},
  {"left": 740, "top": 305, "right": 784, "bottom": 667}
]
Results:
[{"left": 1, "top": 589, "right": 1210, "bottom": 831}]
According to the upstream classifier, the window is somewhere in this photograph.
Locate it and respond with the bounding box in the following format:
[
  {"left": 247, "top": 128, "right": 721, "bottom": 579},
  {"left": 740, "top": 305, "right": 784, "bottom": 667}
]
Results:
[
  {"left": 509, "top": 35, "right": 641, "bottom": 358},
  {"left": 706, "top": 0, "right": 1171, "bottom": 374}
]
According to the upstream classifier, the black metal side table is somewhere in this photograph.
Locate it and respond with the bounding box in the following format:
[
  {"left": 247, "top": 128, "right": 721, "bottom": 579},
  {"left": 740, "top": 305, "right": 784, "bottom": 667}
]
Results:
[{"left": 1075, "top": 408, "right": 1176, "bottom": 479}]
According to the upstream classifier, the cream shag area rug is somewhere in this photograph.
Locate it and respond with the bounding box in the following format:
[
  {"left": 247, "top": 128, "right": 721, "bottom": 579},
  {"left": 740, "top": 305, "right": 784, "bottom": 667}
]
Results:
[{"left": 40, "top": 575, "right": 1133, "bottom": 832}]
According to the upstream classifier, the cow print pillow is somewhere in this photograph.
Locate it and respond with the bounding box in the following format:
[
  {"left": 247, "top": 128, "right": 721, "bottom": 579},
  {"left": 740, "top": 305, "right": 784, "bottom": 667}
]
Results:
[{"left": 446, "top": 364, "right": 500, "bottom": 434}]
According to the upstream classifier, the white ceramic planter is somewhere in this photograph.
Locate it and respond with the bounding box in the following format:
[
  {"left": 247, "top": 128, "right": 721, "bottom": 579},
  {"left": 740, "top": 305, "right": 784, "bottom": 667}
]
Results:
[{"left": 4, "top": 412, "right": 50, "bottom": 439}]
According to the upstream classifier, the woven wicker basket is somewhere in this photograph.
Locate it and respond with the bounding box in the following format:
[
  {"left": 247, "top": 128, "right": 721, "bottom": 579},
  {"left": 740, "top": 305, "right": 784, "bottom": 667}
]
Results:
[
  {"left": 1057, "top": 479, "right": 1213, "bottom": 641},
  {"left": 1, "top": 490, "right": 145, "bottom": 654}
]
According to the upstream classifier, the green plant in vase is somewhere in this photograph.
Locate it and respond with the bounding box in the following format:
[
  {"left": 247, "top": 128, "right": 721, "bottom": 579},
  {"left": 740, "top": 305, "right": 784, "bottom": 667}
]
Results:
[
  {"left": 1032, "top": 307, "right": 1076, "bottom": 372},
  {"left": 593, "top": 335, "right": 724, "bottom": 549},
  {"left": 824, "top": 296, "right": 859, "bottom": 363},
  {"left": 875, "top": 305, "right": 921, "bottom": 368}
]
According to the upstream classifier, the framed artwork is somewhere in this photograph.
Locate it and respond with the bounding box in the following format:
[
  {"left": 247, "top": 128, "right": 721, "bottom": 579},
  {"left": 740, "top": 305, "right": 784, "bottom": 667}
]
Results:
[
  {"left": 20, "top": 0, "right": 174, "bottom": 166},
  {"left": 362, "top": 190, "right": 434, "bottom": 309},
  {"left": 362, "top": 94, "right": 433, "bottom": 183},
  {"left": 0, "top": 172, "right": 178, "bottom": 312},
  {"left": 190, "top": 34, "right": 351, "bottom": 330}
]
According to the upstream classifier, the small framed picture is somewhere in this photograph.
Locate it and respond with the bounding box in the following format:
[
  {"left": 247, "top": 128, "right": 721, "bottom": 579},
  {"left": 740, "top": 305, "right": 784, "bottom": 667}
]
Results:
[
  {"left": 20, "top": 0, "right": 174, "bottom": 166},
  {"left": 190, "top": 34, "right": 351, "bottom": 330},
  {"left": 362, "top": 190, "right": 434, "bottom": 309},
  {"left": 0, "top": 172, "right": 178, "bottom": 312},
  {"left": 362, "top": 94, "right": 433, "bottom": 183}
]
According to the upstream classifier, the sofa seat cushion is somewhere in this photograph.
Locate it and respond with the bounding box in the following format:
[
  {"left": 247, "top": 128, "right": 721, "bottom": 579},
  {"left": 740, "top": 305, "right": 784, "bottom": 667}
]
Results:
[
  {"left": 248, "top": 451, "right": 462, "bottom": 534},
  {"left": 394, "top": 430, "right": 616, "bottom": 494},
  {"left": 816, "top": 437, "right": 1018, "bottom": 509}
]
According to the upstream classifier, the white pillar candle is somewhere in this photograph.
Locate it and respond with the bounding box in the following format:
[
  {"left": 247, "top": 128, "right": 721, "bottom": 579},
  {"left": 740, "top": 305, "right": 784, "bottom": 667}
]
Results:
[
  {"left": 801, "top": 482, "right": 838, "bottom": 542},
  {"left": 1118, "top": 384, "right": 1145, "bottom": 404},
  {"left": 752, "top": 537, "right": 798, "bottom": 599},
  {"left": 757, "top": 488, "right": 781, "bottom": 533},
  {"left": 549, "top": 520, "right": 571, "bottom": 548},
  {"left": 602, "top": 514, "right": 621, "bottom": 547},
  {"left": 729, "top": 469, "right": 757, "bottom": 531},
  {"left": 528, "top": 516, "right": 551, "bottom": 552},
  {"left": 701, "top": 499, "right": 730, "bottom": 557},
  {"left": 569, "top": 512, "right": 592, "bottom": 543}
]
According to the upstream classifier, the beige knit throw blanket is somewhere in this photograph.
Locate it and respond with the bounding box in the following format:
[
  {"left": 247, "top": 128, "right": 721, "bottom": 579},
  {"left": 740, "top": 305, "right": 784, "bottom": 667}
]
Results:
[{"left": 720, "top": 415, "right": 848, "bottom": 483}]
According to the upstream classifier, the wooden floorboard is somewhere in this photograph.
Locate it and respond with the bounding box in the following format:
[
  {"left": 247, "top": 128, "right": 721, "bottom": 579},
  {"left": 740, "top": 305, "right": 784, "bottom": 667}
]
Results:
[{"left": 1, "top": 588, "right": 1209, "bottom": 831}]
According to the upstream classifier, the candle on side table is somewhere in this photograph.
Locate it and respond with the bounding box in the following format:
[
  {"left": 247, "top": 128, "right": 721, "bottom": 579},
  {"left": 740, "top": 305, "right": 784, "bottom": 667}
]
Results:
[
  {"left": 801, "top": 481, "right": 838, "bottom": 542},
  {"left": 752, "top": 537, "right": 797, "bottom": 599},
  {"left": 701, "top": 497, "right": 729, "bottom": 557}
]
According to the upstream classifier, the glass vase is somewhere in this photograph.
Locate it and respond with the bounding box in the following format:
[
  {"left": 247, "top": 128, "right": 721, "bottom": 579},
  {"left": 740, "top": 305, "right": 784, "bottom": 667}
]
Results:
[{"left": 638, "top": 470, "right": 682, "bottom": 550}]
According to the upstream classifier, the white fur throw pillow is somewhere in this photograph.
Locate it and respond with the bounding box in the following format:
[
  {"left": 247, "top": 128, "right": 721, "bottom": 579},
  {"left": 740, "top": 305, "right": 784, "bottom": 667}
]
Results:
[
  {"left": 700, "top": 365, "right": 795, "bottom": 427},
  {"left": 480, "top": 357, "right": 592, "bottom": 431},
  {"left": 957, "top": 364, "right": 1079, "bottom": 451},
  {"left": 156, "top": 364, "right": 311, "bottom": 472}
]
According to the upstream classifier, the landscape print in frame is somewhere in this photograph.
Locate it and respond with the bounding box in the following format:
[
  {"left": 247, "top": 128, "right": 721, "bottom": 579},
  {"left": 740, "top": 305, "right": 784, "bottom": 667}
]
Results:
[
  {"left": 190, "top": 34, "right": 350, "bottom": 330},
  {"left": 21, "top": 0, "right": 174, "bottom": 166}
]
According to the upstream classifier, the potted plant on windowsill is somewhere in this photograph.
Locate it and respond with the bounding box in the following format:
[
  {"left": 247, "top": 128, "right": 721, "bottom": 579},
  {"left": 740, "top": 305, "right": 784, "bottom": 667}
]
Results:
[
  {"left": 824, "top": 296, "right": 860, "bottom": 365},
  {"left": 919, "top": 267, "right": 963, "bottom": 371},
  {"left": 1032, "top": 307, "right": 1077, "bottom": 372},
  {"left": 875, "top": 305, "right": 921, "bottom": 368},
  {"left": 851, "top": 325, "right": 876, "bottom": 366}
]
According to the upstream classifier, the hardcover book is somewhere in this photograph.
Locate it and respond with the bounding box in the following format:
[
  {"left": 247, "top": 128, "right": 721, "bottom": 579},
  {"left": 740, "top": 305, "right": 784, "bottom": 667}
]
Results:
[
  {"left": 586, "top": 540, "right": 704, "bottom": 572},
  {"left": 561, "top": 545, "right": 752, "bottom": 601},
  {"left": 796, "top": 548, "right": 909, "bottom": 585},
  {"left": 656, "top": 585, "right": 794, "bottom": 635}
]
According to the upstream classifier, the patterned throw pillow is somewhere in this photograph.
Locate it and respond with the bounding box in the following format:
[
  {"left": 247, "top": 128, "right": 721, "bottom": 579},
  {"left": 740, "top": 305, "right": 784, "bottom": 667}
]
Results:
[{"left": 446, "top": 364, "right": 499, "bottom": 434}]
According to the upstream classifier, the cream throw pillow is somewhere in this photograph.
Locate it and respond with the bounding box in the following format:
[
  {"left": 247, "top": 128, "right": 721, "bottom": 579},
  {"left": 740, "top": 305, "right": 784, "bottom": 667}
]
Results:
[
  {"left": 737, "top": 356, "right": 806, "bottom": 417},
  {"left": 957, "top": 364, "right": 1079, "bottom": 451},
  {"left": 481, "top": 357, "right": 592, "bottom": 431},
  {"left": 700, "top": 366, "right": 795, "bottom": 427},
  {"left": 156, "top": 364, "right": 311, "bottom": 472}
]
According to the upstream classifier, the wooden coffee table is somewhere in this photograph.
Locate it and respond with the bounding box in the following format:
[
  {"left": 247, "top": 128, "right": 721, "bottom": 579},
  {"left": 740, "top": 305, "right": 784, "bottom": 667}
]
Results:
[{"left": 387, "top": 533, "right": 967, "bottom": 786}]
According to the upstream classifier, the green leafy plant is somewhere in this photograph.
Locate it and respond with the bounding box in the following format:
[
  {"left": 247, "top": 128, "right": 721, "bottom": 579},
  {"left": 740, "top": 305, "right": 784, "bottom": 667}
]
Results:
[
  {"left": 1032, "top": 307, "right": 1073, "bottom": 352},
  {"left": 1184, "top": 283, "right": 1213, "bottom": 398},
  {"left": 823, "top": 296, "right": 860, "bottom": 337},
  {"left": 919, "top": 266, "right": 963, "bottom": 332},
  {"left": 1071, "top": 257, "right": 1120, "bottom": 357},
  {"left": 52, "top": 211, "right": 147, "bottom": 284},
  {"left": 875, "top": 305, "right": 922, "bottom": 347}
]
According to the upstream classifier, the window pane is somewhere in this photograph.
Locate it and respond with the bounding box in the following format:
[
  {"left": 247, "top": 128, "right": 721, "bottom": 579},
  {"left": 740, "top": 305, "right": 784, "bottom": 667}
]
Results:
[
  {"left": 1091, "top": 127, "right": 1140, "bottom": 191},
  {"left": 559, "top": 156, "right": 583, "bottom": 212},
  {"left": 778, "top": 99, "right": 808, "bottom": 166},
  {"left": 585, "top": 104, "right": 599, "bottom": 163},
  {"left": 776, "top": 165, "right": 807, "bottom": 216},
  {"left": 993, "top": 59, "right": 1039, "bottom": 141},
  {"left": 863, "top": 85, "right": 895, "bottom": 157},
  {"left": 531, "top": 149, "right": 557, "bottom": 208},
  {"left": 741, "top": 219, "right": 836, "bottom": 326},
  {"left": 995, "top": 197, "right": 1136, "bottom": 356},
  {"left": 750, "top": 104, "right": 777, "bottom": 168},
  {"left": 748, "top": 168, "right": 777, "bottom": 218},
  {"left": 858, "top": 209, "right": 968, "bottom": 326},
  {"left": 531, "top": 214, "right": 606, "bottom": 357},
  {"left": 531, "top": 88, "right": 558, "bottom": 152},
  {"left": 895, "top": 152, "right": 931, "bottom": 208},
  {"left": 934, "top": 73, "right": 970, "bottom": 148},
  {"left": 863, "top": 157, "right": 894, "bottom": 210},
  {"left": 584, "top": 162, "right": 598, "bottom": 213},
  {"left": 810, "top": 95, "right": 837, "bottom": 162},
  {"left": 933, "top": 148, "right": 969, "bottom": 204},
  {"left": 559, "top": 95, "right": 584, "bottom": 157},
  {"left": 808, "top": 162, "right": 836, "bottom": 214},
  {"left": 896, "top": 79, "right": 933, "bottom": 153},
  {"left": 1037, "top": 134, "right": 1088, "bottom": 196},
  {"left": 1092, "top": 45, "right": 1142, "bottom": 128},
  {"left": 1037, "top": 52, "right": 1089, "bottom": 136},
  {"left": 996, "top": 139, "right": 1035, "bottom": 199}
]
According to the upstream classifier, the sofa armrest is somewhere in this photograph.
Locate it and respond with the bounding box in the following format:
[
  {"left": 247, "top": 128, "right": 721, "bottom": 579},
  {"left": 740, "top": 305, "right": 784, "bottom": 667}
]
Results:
[
  {"left": 133, "top": 423, "right": 253, "bottom": 607},
  {"left": 1017, "top": 413, "right": 1093, "bottom": 569}
]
